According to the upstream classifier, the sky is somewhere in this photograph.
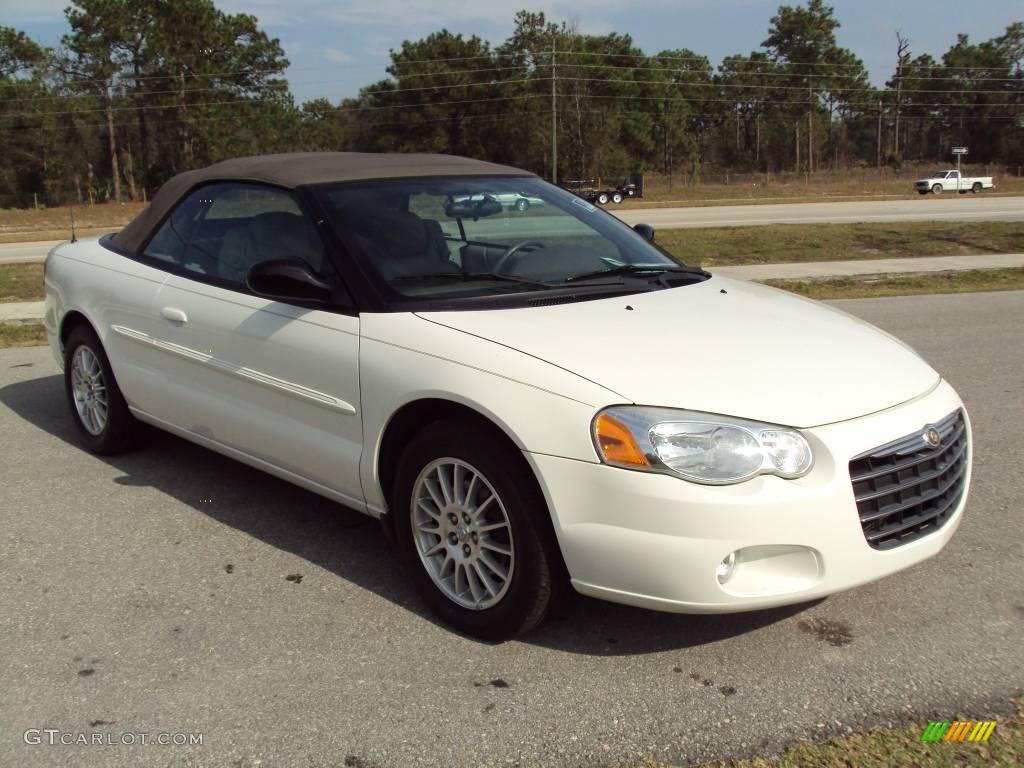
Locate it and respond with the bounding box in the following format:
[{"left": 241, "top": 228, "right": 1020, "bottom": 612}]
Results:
[{"left": 1, "top": 0, "right": 1020, "bottom": 103}]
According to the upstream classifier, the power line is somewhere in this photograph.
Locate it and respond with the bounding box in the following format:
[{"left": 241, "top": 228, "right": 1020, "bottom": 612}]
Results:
[
  {"left": 551, "top": 74, "right": 1022, "bottom": 96},
  {"left": 28, "top": 51, "right": 542, "bottom": 89},
  {"left": 0, "top": 92, "right": 548, "bottom": 122},
  {"left": 0, "top": 67, "right": 537, "bottom": 105},
  {"left": 554, "top": 49, "right": 1024, "bottom": 73},
  {"left": 557, "top": 60, "right": 1024, "bottom": 83},
  {"left": 3, "top": 70, "right": 1017, "bottom": 114}
]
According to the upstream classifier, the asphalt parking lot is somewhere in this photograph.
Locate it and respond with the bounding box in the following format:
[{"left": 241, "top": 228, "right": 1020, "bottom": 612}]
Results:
[{"left": 1, "top": 291, "right": 1022, "bottom": 768}]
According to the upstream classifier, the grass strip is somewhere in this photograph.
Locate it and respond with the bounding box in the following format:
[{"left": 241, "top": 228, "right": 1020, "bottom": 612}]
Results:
[
  {"left": 695, "top": 698, "right": 1023, "bottom": 767},
  {"left": 766, "top": 268, "right": 1024, "bottom": 300},
  {"left": 0, "top": 323, "right": 47, "bottom": 348},
  {"left": 0, "top": 263, "right": 44, "bottom": 303},
  {"left": 658, "top": 222, "right": 1024, "bottom": 268}
]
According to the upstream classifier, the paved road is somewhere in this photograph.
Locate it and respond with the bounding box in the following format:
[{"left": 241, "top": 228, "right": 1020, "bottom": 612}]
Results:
[
  {"left": 1, "top": 292, "right": 1022, "bottom": 767},
  {"left": 0, "top": 240, "right": 64, "bottom": 264},
  {"left": 3, "top": 196, "right": 1024, "bottom": 263},
  {"left": 615, "top": 195, "right": 1024, "bottom": 228}
]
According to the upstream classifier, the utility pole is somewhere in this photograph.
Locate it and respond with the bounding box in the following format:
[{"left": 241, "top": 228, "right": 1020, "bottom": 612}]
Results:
[
  {"left": 894, "top": 31, "right": 910, "bottom": 158},
  {"left": 551, "top": 38, "right": 557, "bottom": 185},
  {"left": 876, "top": 99, "right": 883, "bottom": 169},
  {"left": 795, "top": 123, "right": 800, "bottom": 174},
  {"left": 808, "top": 83, "right": 813, "bottom": 176}
]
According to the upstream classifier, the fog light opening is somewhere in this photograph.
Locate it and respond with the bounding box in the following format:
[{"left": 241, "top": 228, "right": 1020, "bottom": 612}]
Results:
[{"left": 716, "top": 551, "right": 737, "bottom": 585}]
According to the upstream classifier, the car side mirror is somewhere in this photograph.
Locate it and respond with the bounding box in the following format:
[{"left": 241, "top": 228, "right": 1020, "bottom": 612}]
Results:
[
  {"left": 633, "top": 223, "right": 655, "bottom": 243},
  {"left": 247, "top": 259, "right": 332, "bottom": 305}
]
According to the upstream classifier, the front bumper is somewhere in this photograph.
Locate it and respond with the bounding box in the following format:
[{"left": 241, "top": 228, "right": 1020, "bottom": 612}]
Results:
[{"left": 527, "top": 380, "right": 971, "bottom": 613}]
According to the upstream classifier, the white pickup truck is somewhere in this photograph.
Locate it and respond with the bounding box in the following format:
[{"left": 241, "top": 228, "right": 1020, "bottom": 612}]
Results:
[{"left": 914, "top": 170, "right": 995, "bottom": 195}]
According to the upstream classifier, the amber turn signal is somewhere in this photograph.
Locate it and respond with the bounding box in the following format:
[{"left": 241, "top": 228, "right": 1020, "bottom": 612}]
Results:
[{"left": 594, "top": 413, "right": 650, "bottom": 467}]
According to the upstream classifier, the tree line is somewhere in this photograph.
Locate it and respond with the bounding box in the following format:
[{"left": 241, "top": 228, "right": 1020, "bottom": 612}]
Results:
[{"left": 0, "top": 0, "right": 1021, "bottom": 207}]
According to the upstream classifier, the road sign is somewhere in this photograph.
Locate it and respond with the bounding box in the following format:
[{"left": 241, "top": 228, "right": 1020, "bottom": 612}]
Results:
[{"left": 952, "top": 147, "right": 968, "bottom": 155}]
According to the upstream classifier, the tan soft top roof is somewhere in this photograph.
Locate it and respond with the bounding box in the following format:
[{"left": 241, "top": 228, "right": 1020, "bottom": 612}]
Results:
[{"left": 114, "top": 152, "right": 534, "bottom": 252}]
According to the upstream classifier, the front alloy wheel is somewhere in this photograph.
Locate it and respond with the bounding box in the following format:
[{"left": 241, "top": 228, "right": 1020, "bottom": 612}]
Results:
[
  {"left": 393, "top": 421, "right": 564, "bottom": 640},
  {"left": 411, "top": 458, "right": 514, "bottom": 610}
]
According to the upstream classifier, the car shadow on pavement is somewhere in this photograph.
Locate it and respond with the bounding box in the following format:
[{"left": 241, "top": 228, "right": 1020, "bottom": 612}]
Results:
[{"left": 2, "top": 373, "right": 818, "bottom": 655}]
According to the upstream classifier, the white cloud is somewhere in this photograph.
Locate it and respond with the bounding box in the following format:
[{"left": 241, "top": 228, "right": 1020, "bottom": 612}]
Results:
[{"left": 323, "top": 47, "right": 354, "bottom": 63}]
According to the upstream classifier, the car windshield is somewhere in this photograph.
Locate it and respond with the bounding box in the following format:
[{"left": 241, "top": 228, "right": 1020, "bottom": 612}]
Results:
[
  {"left": 930, "top": 171, "right": 949, "bottom": 178},
  {"left": 314, "top": 177, "right": 684, "bottom": 301}
]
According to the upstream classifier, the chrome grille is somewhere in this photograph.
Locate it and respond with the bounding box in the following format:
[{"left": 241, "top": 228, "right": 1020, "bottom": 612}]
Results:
[{"left": 849, "top": 409, "right": 968, "bottom": 550}]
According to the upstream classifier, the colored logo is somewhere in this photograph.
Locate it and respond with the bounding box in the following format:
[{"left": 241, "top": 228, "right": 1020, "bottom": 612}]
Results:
[
  {"left": 921, "top": 720, "right": 996, "bottom": 742},
  {"left": 923, "top": 427, "right": 942, "bottom": 448}
]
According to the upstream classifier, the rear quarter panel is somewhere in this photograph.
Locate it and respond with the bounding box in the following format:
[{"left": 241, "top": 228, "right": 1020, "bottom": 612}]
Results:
[{"left": 44, "top": 237, "right": 170, "bottom": 413}]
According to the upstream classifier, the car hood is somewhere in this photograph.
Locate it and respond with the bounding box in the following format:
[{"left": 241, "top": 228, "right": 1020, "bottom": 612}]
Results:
[{"left": 416, "top": 274, "right": 940, "bottom": 428}]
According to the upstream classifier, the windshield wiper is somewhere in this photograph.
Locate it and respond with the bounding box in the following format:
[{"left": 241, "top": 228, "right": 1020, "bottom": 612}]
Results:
[
  {"left": 391, "top": 271, "right": 552, "bottom": 288},
  {"left": 563, "top": 263, "right": 698, "bottom": 283}
]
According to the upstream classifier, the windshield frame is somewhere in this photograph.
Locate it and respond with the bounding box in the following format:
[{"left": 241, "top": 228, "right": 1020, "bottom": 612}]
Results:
[{"left": 309, "top": 174, "right": 704, "bottom": 312}]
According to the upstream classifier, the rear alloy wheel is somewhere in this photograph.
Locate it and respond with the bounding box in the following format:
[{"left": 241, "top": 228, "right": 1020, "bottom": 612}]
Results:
[
  {"left": 972, "top": 182, "right": 982, "bottom": 194},
  {"left": 394, "top": 422, "right": 560, "bottom": 640},
  {"left": 611, "top": 192, "right": 624, "bottom": 204},
  {"left": 597, "top": 192, "right": 610, "bottom": 205},
  {"left": 64, "top": 325, "right": 140, "bottom": 455},
  {"left": 931, "top": 183, "right": 943, "bottom": 195},
  {"left": 515, "top": 198, "right": 530, "bottom": 212}
]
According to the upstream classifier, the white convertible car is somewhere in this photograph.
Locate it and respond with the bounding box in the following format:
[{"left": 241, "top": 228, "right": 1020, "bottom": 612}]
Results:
[{"left": 45, "top": 153, "right": 971, "bottom": 639}]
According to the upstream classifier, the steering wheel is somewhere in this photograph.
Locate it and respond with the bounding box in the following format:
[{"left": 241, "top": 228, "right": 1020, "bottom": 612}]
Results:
[{"left": 492, "top": 240, "right": 545, "bottom": 274}]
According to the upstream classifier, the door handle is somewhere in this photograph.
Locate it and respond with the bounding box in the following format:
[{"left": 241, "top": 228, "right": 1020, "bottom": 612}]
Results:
[{"left": 160, "top": 307, "right": 188, "bottom": 323}]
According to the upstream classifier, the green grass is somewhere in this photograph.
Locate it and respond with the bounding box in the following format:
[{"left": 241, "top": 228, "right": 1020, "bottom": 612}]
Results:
[
  {"left": 766, "top": 267, "right": 1024, "bottom": 300},
  {"left": 0, "top": 263, "right": 44, "bottom": 302},
  {"left": 692, "top": 699, "right": 1023, "bottom": 768},
  {"left": 659, "top": 222, "right": 1024, "bottom": 268},
  {"left": 0, "top": 323, "right": 46, "bottom": 347}
]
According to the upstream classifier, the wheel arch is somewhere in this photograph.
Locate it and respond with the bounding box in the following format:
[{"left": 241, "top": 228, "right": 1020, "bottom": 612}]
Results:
[
  {"left": 59, "top": 309, "right": 97, "bottom": 352},
  {"left": 375, "top": 395, "right": 571, "bottom": 582},
  {"left": 376, "top": 397, "right": 525, "bottom": 512}
]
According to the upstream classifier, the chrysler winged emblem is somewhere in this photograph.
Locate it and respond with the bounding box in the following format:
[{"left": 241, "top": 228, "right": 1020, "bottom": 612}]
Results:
[{"left": 923, "top": 427, "right": 942, "bottom": 448}]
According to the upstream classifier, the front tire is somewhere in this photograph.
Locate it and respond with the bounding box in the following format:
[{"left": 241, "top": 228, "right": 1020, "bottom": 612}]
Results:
[
  {"left": 393, "top": 422, "right": 559, "bottom": 640},
  {"left": 64, "top": 325, "right": 140, "bottom": 455},
  {"left": 515, "top": 198, "right": 529, "bottom": 212},
  {"left": 611, "top": 192, "right": 624, "bottom": 204},
  {"left": 597, "top": 192, "right": 610, "bottom": 205},
  {"left": 931, "top": 183, "right": 943, "bottom": 195}
]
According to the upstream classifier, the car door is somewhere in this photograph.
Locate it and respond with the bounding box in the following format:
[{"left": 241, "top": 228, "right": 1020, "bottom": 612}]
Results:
[{"left": 138, "top": 182, "right": 365, "bottom": 509}]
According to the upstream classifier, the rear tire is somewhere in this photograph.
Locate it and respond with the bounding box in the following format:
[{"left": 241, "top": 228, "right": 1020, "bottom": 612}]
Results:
[
  {"left": 931, "top": 183, "right": 943, "bottom": 195},
  {"left": 515, "top": 198, "right": 529, "bottom": 212},
  {"left": 64, "top": 325, "right": 141, "bottom": 455},
  {"left": 611, "top": 192, "right": 624, "bottom": 204},
  {"left": 597, "top": 192, "right": 610, "bottom": 205},
  {"left": 972, "top": 182, "right": 982, "bottom": 194},
  {"left": 393, "top": 421, "right": 560, "bottom": 640}
]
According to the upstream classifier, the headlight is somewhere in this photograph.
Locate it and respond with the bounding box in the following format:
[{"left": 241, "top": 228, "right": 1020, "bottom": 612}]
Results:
[{"left": 592, "top": 407, "right": 813, "bottom": 485}]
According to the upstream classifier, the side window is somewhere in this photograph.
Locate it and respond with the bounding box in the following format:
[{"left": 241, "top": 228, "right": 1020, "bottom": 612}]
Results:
[{"left": 143, "top": 183, "right": 325, "bottom": 289}]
